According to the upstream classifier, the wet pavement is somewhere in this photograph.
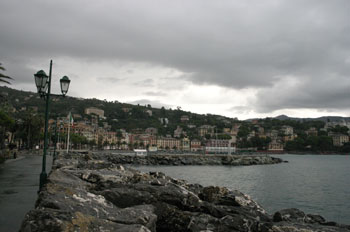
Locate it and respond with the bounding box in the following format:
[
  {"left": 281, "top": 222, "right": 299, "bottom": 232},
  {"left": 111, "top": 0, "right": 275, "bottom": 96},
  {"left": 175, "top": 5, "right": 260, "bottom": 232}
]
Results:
[{"left": 0, "top": 154, "right": 52, "bottom": 232}]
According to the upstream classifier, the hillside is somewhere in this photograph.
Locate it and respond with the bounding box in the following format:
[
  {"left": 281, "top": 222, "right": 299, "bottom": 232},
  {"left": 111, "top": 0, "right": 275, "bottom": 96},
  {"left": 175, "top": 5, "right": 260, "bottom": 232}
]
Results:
[{"left": 0, "top": 86, "right": 237, "bottom": 137}]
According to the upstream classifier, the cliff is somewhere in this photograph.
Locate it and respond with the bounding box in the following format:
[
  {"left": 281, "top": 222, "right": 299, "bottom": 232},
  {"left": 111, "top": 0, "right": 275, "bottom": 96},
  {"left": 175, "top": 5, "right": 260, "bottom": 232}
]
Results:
[{"left": 20, "top": 152, "right": 350, "bottom": 232}]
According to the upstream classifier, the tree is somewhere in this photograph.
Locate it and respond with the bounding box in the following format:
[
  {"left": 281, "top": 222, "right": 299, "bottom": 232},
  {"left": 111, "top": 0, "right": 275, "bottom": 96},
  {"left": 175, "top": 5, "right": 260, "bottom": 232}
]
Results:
[
  {"left": 217, "top": 134, "right": 232, "bottom": 140},
  {"left": 237, "top": 124, "right": 250, "bottom": 138},
  {"left": 98, "top": 136, "right": 103, "bottom": 149},
  {"left": 331, "top": 125, "right": 349, "bottom": 134},
  {"left": 89, "top": 139, "right": 96, "bottom": 149},
  {"left": 71, "top": 133, "right": 88, "bottom": 149},
  {"left": 0, "top": 110, "right": 15, "bottom": 149},
  {"left": 16, "top": 112, "right": 43, "bottom": 149},
  {"left": 103, "top": 140, "right": 109, "bottom": 149},
  {"left": 285, "top": 137, "right": 306, "bottom": 151},
  {"left": 0, "top": 63, "right": 13, "bottom": 84},
  {"left": 317, "top": 136, "right": 333, "bottom": 151}
]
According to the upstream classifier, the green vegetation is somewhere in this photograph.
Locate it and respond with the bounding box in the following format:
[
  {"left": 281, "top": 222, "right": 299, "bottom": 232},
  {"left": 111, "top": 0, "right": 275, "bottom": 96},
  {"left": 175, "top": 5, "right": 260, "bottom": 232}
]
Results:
[{"left": 1, "top": 86, "right": 350, "bottom": 154}]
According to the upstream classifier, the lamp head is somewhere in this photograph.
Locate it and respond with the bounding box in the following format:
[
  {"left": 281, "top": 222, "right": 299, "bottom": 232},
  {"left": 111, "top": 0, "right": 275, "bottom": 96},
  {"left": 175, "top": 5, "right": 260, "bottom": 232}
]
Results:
[
  {"left": 34, "top": 70, "right": 48, "bottom": 94},
  {"left": 60, "top": 76, "right": 70, "bottom": 96}
]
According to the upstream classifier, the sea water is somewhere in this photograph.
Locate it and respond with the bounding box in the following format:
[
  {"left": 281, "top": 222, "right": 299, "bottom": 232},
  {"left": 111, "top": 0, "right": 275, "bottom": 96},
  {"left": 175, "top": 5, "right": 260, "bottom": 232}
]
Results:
[{"left": 133, "top": 154, "right": 350, "bottom": 224}]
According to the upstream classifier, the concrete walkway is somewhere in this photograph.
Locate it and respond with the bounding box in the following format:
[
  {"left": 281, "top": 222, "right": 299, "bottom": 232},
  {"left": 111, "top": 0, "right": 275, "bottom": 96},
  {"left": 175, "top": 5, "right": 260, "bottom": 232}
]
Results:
[{"left": 0, "top": 154, "right": 53, "bottom": 232}]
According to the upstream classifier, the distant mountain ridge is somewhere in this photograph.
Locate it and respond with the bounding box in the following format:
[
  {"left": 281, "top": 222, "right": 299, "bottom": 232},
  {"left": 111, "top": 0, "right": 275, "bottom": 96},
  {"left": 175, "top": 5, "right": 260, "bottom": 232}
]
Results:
[{"left": 247, "top": 114, "right": 350, "bottom": 122}]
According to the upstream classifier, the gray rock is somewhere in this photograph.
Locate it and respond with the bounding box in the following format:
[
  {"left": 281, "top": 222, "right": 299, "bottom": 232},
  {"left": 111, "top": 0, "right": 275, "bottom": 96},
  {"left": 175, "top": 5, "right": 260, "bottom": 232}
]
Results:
[{"left": 20, "top": 152, "right": 349, "bottom": 232}]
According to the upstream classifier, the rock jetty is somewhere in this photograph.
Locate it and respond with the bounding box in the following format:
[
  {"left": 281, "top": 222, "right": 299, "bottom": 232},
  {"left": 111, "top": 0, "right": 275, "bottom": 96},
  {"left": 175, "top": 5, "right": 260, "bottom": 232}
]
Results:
[
  {"left": 20, "top": 152, "right": 350, "bottom": 232},
  {"left": 107, "top": 152, "right": 283, "bottom": 166}
]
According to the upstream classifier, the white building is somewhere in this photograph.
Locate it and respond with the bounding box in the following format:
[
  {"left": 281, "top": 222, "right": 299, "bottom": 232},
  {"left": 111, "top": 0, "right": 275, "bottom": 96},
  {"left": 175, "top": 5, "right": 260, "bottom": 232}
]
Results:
[{"left": 134, "top": 149, "right": 147, "bottom": 156}]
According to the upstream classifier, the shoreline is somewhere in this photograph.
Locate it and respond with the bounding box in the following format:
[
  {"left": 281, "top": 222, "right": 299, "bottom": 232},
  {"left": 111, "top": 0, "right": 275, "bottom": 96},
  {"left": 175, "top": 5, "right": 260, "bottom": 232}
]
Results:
[{"left": 20, "top": 152, "right": 350, "bottom": 232}]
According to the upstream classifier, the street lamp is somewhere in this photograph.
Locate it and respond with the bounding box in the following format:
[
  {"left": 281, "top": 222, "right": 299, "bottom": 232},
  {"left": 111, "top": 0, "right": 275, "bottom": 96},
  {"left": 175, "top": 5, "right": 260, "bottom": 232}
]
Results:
[{"left": 34, "top": 60, "right": 71, "bottom": 191}]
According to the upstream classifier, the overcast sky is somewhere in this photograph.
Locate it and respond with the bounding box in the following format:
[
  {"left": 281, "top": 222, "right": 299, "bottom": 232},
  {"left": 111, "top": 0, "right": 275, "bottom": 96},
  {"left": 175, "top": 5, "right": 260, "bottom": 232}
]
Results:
[{"left": 1, "top": 0, "right": 350, "bottom": 119}]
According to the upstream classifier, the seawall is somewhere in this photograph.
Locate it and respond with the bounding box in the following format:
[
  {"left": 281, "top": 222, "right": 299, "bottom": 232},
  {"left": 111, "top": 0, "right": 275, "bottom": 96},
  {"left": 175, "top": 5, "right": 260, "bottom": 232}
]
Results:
[{"left": 20, "top": 152, "right": 350, "bottom": 232}]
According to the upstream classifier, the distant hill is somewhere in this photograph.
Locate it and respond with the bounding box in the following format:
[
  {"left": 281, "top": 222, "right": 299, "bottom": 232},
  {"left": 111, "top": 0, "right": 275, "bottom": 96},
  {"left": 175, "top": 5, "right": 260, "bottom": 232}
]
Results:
[
  {"left": 246, "top": 114, "right": 350, "bottom": 122},
  {"left": 274, "top": 114, "right": 350, "bottom": 122},
  {"left": 2, "top": 85, "right": 350, "bottom": 134},
  {"left": 0, "top": 86, "right": 237, "bottom": 137}
]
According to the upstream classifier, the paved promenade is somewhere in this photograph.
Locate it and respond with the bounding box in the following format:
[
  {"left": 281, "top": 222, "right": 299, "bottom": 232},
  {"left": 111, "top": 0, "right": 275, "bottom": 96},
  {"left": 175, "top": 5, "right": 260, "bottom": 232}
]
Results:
[{"left": 0, "top": 154, "right": 52, "bottom": 232}]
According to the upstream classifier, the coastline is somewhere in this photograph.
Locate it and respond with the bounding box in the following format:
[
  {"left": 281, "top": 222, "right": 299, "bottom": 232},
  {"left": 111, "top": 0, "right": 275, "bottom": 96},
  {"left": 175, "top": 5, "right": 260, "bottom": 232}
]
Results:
[{"left": 20, "top": 152, "right": 350, "bottom": 232}]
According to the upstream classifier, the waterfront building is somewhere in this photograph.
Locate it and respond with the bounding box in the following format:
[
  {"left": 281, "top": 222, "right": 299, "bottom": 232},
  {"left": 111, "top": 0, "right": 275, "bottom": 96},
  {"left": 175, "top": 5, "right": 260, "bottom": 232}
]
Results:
[
  {"left": 205, "top": 139, "right": 235, "bottom": 154},
  {"left": 181, "top": 137, "right": 190, "bottom": 151},
  {"left": 190, "top": 139, "right": 202, "bottom": 151},
  {"left": 268, "top": 140, "right": 284, "bottom": 151},
  {"left": 330, "top": 133, "right": 349, "bottom": 146},
  {"left": 156, "top": 137, "right": 180, "bottom": 150},
  {"left": 103, "top": 131, "right": 118, "bottom": 145},
  {"left": 129, "top": 134, "right": 155, "bottom": 148}
]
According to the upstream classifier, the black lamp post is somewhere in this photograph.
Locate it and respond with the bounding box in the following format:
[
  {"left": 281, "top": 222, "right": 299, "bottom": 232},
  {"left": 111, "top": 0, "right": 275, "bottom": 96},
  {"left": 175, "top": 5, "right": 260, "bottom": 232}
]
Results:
[{"left": 34, "top": 60, "right": 71, "bottom": 191}]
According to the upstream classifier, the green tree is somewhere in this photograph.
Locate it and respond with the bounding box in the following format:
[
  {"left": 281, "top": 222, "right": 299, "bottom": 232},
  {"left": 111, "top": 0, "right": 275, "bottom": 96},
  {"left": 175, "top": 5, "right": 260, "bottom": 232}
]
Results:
[
  {"left": 71, "top": 133, "right": 88, "bottom": 149},
  {"left": 285, "top": 137, "right": 306, "bottom": 151},
  {"left": 237, "top": 124, "right": 250, "bottom": 138},
  {"left": 217, "top": 134, "right": 232, "bottom": 140},
  {"left": 16, "top": 112, "right": 43, "bottom": 149},
  {"left": 0, "top": 110, "right": 15, "bottom": 148},
  {"left": 331, "top": 125, "right": 349, "bottom": 134},
  {"left": 250, "top": 136, "right": 271, "bottom": 150},
  {"left": 317, "top": 136, "right": 333, "bottom": 151}
]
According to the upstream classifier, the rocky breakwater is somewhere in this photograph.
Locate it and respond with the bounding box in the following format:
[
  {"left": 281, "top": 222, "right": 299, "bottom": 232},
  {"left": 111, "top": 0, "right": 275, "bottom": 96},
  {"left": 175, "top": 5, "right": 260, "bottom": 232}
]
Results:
[
  {"left": 107, "top": 153, "right": 283, "bottom": 166},
  {"left": 20, "top": 152, "right": 350, "bottom": 232}
]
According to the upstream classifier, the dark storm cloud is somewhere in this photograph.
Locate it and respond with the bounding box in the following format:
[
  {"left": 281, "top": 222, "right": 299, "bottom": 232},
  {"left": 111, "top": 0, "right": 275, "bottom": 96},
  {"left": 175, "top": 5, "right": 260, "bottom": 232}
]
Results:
[
  {"left": 253, "top": 75, "right": 350, "bottom": 113},
  {"left": 1, "top": 0, "right": 350, "bottom": 112}
]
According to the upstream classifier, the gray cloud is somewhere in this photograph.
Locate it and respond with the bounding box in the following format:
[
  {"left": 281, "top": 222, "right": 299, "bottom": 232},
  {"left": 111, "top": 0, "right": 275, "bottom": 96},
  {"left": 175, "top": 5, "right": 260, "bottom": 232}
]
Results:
[
  {"left": 253, "top": 74, "right": 350, "bottom": 113},
  {"left": 229, "top": 106, "right": 254, "bottom": 115},
  {"left": 143, "top": 91, "right": 167, "bottom": 97},
  {"left": 97, "top": 77, "right": 125, "bottom": 83},
  {"left": 1, "top": 0, "right": 350, "bottom": 114},
  {"left": 133, "top": 79, "right": 155, "bottom": 87}
]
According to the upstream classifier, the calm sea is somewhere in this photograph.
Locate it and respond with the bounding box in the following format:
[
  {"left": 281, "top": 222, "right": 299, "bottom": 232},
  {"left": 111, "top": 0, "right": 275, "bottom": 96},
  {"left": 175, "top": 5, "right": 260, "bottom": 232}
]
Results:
[{"left": 133, "top": 154, "right": 350, "bottom": 224}]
